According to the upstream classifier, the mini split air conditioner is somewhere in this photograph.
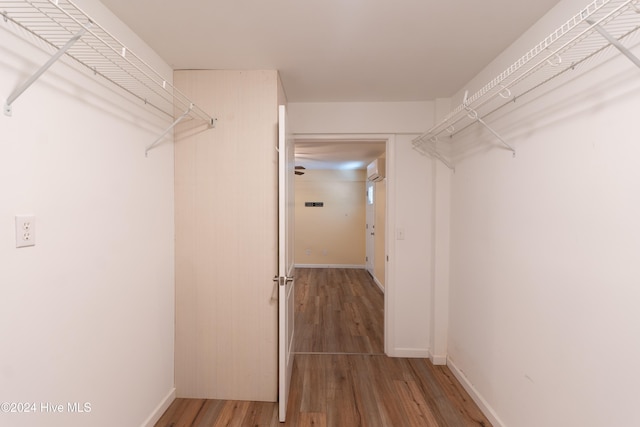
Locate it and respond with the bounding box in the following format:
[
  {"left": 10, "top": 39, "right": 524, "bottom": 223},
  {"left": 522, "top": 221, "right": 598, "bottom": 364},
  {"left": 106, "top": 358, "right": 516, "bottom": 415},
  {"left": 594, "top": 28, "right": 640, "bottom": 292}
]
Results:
[{"left": 367, "top": 158, "right": 385, "bottom": 182}]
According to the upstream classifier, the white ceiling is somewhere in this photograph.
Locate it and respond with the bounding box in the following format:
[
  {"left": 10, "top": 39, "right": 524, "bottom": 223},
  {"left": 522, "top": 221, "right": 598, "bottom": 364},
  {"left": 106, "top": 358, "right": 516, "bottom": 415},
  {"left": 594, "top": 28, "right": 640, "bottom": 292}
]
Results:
[
  {"left": 100, "top": 0, "right": 562, "bottom": 103},
  {"left": 99, "top": 0, "right": 562, "bottom": 169},
  {"left": 295, "top": 140, "right": 386, "bottom": 170}
]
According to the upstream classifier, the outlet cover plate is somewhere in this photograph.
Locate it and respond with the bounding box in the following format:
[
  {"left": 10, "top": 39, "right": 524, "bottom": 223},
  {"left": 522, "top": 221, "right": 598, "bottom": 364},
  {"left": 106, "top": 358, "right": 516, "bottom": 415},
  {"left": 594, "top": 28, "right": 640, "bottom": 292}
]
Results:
[{"left": 15, "top": 215, "right": 35, "bottom": 248}]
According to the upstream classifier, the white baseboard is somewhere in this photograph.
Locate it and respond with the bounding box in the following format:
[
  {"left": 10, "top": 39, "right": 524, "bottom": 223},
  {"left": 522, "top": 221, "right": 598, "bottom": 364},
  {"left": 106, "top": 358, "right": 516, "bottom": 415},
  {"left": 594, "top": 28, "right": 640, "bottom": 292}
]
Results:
[
  {"left": 428, "top": 352, "right": 447, "bottom": 366},
  {"left": 141, "top": 387, "right": 176, "bottom": 427},
  {"left": 446, "top": 357, "right": 505, "bottom": 427},
  {"left": 372, "top": 275, "right": 385, "bottom": 293},
  {"left": 295, "top": 264, "right": 366, "bottom": 269},
  {"left": 388, "top": 347, "right": 429, "bottom": 358}
]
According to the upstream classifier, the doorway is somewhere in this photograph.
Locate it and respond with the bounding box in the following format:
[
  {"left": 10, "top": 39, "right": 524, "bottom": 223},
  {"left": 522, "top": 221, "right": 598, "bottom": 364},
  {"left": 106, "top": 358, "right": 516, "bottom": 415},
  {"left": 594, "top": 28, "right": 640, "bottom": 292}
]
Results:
[
  {"left": 292, "top": 134, "right": 391, "bottom": 352},
  {"left": 293, "top": 138, "right": 386, "bottom": 282}
]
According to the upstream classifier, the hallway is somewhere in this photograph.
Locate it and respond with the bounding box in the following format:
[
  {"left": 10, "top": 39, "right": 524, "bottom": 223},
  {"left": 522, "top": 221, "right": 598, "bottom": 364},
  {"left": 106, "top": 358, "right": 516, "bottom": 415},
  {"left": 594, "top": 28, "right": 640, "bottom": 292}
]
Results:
[
  {"left": 294, "top": 268, "right": 384, "bottom": 354},
  {"left": 155, "top": 269, "right": 491, "bottom": 426}
]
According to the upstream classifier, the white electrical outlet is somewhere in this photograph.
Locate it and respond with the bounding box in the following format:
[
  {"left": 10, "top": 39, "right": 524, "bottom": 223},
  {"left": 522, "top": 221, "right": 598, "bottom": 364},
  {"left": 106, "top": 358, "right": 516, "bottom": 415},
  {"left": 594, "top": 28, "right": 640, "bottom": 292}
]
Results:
[{"left": 15, "top": 215, "right": 36, "bottom": 248}]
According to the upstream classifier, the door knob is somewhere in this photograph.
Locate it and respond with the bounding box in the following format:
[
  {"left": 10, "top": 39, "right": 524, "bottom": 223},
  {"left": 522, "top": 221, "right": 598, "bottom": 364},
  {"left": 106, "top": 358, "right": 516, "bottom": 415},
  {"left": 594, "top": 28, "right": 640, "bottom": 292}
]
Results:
[{"left": 274, "top": 276, "right": 295, "bottom": 286}]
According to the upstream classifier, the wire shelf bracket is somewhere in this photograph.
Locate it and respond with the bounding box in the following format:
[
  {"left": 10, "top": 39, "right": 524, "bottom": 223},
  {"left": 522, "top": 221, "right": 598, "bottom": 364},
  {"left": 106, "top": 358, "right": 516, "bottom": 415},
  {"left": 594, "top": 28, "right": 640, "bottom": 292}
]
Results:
[
  {"left": 1, "top": 0, "right": 216, "bottom": 153},
  {"left": 145, "top": 104, "right": 191, "bottom": 156},
  {"left": 4, "top": 25, "right": 88, "bottom": 116},
  {"left": 413, "top": 0, "right": 640, "bottom": 170},
  {"left": 587, "top": 19, "right": 640, "bottom": 68},
  {"left": 462, "top": 90, "right": 516, "bottom": 157}
]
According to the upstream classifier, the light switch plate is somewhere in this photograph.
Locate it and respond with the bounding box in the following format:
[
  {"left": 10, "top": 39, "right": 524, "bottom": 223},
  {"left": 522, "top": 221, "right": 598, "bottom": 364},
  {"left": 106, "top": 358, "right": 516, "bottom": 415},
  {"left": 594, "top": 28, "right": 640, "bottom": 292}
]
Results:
[{"left": 15, "top": 215, "right": 35, "bottom": 248}]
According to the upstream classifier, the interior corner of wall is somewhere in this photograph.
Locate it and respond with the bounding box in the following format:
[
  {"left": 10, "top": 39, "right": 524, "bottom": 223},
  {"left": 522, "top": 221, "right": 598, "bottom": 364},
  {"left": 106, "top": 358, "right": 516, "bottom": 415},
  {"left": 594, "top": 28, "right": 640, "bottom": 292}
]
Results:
[
  {"left": 428, "top": 351, "right": 448, "bottom": 366},
  {"left": 140, "top": 387, "right": 176, "bottom": 427},
  {"left": 447, "top": 357, "right": 506, "bottom": 427}
]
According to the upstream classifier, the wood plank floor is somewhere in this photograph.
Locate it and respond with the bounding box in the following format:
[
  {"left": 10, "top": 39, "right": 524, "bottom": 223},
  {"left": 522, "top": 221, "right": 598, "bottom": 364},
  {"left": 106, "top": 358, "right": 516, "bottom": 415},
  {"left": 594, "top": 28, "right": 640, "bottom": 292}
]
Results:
[
  {"left": 294, "top": 268, "right": 384, "bottom": 354},
  {"left": 155, "top": 268, "right": 492, "bottom": 427}
]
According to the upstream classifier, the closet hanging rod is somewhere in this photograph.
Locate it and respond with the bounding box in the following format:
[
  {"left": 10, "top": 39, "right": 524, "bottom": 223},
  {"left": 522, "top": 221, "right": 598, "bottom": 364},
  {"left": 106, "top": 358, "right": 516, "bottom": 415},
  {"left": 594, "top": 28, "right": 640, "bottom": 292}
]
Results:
[{"left": 1, "top": 0, "right": 216, "bottom": 128}]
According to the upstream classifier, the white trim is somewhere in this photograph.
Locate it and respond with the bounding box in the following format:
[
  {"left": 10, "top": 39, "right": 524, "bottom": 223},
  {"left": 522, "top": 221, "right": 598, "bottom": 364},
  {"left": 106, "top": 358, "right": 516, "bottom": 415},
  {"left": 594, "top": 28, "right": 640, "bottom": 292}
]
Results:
[
  {"left": 372, "top": 275, "right": 385, "bottom": 293},
  {"left": 294, "top": 132, "right": 400, "bottom": 138},
  {"left": 388, "top": 347, "right": 429, "bottom": 358},
  {"left": 140, "top": 387, "right": 175, "bottom": 427},
  {"left": 446, "top": 357, "right": 506, "bottom": 427},
  {"left": 292, "top": 132, "right": 395, "bottom": 360},
  {"left": 384, "top": 134, "right": 396, "bottom": 357},
  {"left": 295, "top": 264, "right": 365, "bottom": 269},
  {"left": 428, "top": 352, "right": 447, "bottom": 366}
]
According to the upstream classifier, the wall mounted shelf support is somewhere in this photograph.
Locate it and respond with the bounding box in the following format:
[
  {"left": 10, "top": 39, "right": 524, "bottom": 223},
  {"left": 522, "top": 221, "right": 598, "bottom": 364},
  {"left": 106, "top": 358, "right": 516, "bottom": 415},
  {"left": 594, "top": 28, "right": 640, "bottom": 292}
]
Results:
[
  {"left": 146, "top": 104, "right": 192, "bottom": 156},
  {"left": 413, "top": 0, "right": 640, "bottom": 170},
  {"left": 4, "top": 25, "right": 88, "bottom": 116},
  {"left": 463, "top": 91, "right": 516, "bottom": 156},
  {"left": 2, "top": 0, "right": 217, "bottom": 154},
  {"left": 476, "top": 116, "right": 516, "bottom": 156}
]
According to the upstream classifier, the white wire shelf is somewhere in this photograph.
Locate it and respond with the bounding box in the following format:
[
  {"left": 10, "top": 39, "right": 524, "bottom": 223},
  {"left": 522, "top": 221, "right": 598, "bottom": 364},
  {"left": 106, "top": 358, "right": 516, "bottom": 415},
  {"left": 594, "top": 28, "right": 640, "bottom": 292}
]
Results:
[
  {"left": 2, "top": 0, "right": 216, "bottom": 153},
  {"left": 413, "top": 0, "right": 640, "bottom": 170}
]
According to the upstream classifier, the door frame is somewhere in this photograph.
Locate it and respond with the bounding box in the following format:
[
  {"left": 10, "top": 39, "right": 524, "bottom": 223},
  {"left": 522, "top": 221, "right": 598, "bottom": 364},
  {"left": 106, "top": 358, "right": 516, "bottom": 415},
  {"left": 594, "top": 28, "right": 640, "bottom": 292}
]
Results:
[{"left": 292, "top": 133, "right": 396, "bottom": 356}]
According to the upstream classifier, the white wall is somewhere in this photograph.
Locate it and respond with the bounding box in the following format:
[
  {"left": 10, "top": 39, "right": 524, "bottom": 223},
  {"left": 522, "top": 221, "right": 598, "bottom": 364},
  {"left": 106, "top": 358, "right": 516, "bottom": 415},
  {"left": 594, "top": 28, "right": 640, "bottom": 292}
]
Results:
[
  {"left": 446, "top": 0, "right": 640, "bottom": 425},
  {"left": 0, "top": 1, "right": 176, "bottom": 426},
  {"left": 374, "top": 176, "right": 387, "bottom": 288},
  {"left": 391, "top": 133, "right": 434, "bottom": 357},
  {"left": 429, "top": 98, "right": 452, "bottom": 364},
  {"left": 290, "top": 101, "right": 434, "bottom": 134},
  {"left": 289, "top": 101, "right": 439, "bottom": 357},
  {"left": 295, "top": 169, "right": 366, "bottom": 267}
]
